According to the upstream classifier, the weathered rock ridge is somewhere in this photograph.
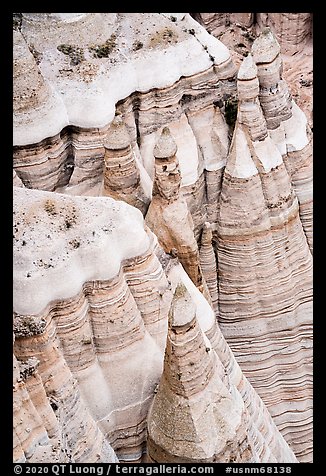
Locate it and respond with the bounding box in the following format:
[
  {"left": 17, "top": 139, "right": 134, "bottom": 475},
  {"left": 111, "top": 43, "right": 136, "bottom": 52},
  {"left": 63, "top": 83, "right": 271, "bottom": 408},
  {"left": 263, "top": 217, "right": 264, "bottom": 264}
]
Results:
[
  {"left": 13, "top": 186, "right": 297, "bottom": 463},
  {"left": 13, "top": 12, "right": 312, "bottom": 463},
  {"left": 216, "top": 50, "right": 312, "bottom": 462},
  {"left": 194, "top": 13, "right": 313, "bottom": 129}
]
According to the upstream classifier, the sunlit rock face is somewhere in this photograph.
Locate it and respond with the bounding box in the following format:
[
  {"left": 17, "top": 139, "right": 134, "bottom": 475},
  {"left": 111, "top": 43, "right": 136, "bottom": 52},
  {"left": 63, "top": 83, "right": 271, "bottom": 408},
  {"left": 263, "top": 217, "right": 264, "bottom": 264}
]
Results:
[
  {"left": 147, "top": 283, "right": 255, "bottom": 463},
  {"left": 13, "top": 12, "right": 312, "bottom": 464},
  {"left": 145, "top": 127, "right": 209, "bottom": 300},
  {"left": 13, "top": 184, "right": 297, "bottom": 464},
  {"left": 13, "top": 12, "right": 235, "bottom": 204}
]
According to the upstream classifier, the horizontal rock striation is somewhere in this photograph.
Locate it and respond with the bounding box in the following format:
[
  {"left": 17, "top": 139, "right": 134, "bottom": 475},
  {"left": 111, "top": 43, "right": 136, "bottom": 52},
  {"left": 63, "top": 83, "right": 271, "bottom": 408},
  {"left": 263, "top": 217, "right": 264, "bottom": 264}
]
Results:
[
  {"left": 199, "top": 222, "right": 219, "bottom": 315},
  {"left": 216, "top": 51, "right": 313, "bottom": 461},
  {"left": 13, "top": 12, "right": 312, "bottom": 465},
  {"left": 102, "top": 114, "right": 151, "bottom": 215},
  {"left": 204, "top": 318, "right": 298, "bottom": 463},
  {"left": 147, "top": 278, "right": 297, "bottom": 463},
  {"left": 13, "top": 13, "right": 236, "bottom": 240},
  {"left": 256, "top": 13, "right": 312, "bottom": 54},
  {"left": 13, "top": 351, "right": 61, "bottom": 463},
  {"left": 14, "top": 13, "right": 236, "bottom": 146},
  {"left": 165, "top": 263, "right": 298, "bottom": 463},
  {"left": 195, "top": 13, "right": 312, "bottom": 55},
  {"left": 147, "top": 283, "right": 255, "bottom": 463},
  {"left": 194, "top": 13, "right": 255, "bottom": 37},
  {"left": 194, "top": 13, "right": 313, "bottom": 128},
  {"left": 251, "top": 28, "right": 292, "bottom": 130},
  {"left": 13, "top": 321, "right": 119, "bottom": 463},
  {"left": 252, "top": 29, "right": 313, "bottom": 254},
  {"left": 13, "top": 186, "right": 173, "bottom": 462},
  {"left": 14, "top": 184, "right": 299, "bottom": 463}
]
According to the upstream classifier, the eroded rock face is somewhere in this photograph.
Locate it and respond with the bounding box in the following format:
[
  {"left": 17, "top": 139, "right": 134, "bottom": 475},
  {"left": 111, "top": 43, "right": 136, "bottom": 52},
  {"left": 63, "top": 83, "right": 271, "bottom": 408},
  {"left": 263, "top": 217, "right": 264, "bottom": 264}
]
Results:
[
  {"left": 13, "top": 12, "right": 236, "bottom": 214},
  {"left": 102, "top": 114, "right": 151, "bottom": 215},
  {"left": 199, "top": 222, "right": 219, "bottom": 315},
  {"left": 196, "top": 13, "right": 312, "bottom": 55},
  {"left": 195, "top": 13, "right": 313, "bottom": 130},
  {"left": 252, "top": 29, "right": 313, "bottom": 254},
  {"left": 14, "top": 185, "right": 298, "bottom": 463},
  {"left": 147, "top": 283, "right": 254, "bottom": 463},
  {"left": 13, "top": 13, "right": 312, "bottom": 464},
  {"left": 256, "top": 13, "right": 312, "bottom": 55},
  {"left": 145, "top": 127, "right": 209, "bottom": 299},
  {"left": 13, "top": 328, "right": 119, "bottom": 463},
  {"left": 13, "top": 187, "right": 172, "bottom": 462},
  {"left": 216, "top": 46, "right": 313, "bottom": 462},
  {"left": 147, "top": 281, "right": 297, "bottom": 463}
]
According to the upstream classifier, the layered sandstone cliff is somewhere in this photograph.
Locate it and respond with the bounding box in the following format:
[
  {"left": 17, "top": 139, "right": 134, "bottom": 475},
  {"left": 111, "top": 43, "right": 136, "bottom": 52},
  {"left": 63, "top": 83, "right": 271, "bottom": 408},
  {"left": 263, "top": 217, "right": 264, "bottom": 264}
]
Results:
[
  {"left": 13, "top": 185, "right": 298, "bottom": 464},
  {"left": 194, "top": 13, "right": 313, "bottom": 129},
  {"left": 13, "top": 12, "right": 312, "bottom": 464},
  {"left": 216, "top": 51, "right": 312, "bottom": 462},
  {"left": 13, "top": 186, "right": 172, "bottom": 462}
]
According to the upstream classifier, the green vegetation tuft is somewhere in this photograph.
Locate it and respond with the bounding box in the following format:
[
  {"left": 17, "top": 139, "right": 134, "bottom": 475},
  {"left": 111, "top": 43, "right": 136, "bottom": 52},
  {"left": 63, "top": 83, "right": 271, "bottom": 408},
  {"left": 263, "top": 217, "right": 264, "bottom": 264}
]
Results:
[
  {"left": 57, "top": 44, "right": 85, "bottom": 66},
  {"left": 89, "top": 34, "right": 117, "bottom": 58}
]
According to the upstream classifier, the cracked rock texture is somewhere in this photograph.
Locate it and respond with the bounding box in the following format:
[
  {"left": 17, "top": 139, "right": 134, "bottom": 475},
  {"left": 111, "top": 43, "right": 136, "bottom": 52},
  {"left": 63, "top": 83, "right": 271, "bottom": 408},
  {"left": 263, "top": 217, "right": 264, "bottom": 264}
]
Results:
[{"left": 13, "top": 13, "right": 312, "bottom": 463}]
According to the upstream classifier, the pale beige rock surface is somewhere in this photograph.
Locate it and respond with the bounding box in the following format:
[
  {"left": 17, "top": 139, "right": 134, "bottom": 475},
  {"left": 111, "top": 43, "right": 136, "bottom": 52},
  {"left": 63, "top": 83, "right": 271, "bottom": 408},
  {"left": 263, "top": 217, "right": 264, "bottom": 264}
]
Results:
[
  {"left": 145, "top": 127, "right": 209, "bottom": 298},
  {"left": 195, "top": 13, "right": 313, "bottom": 128},
  {"left": 199, "top": 222, "right": 219, "bottom": 315},
  {"left": 102, "top": 114, "right": 151, "bottom": 215},
  {"left": 251, "top": 30, "right": 313, "bottom": 254},
  {"left": 13, "top": 186, "right": 172, "bottom": 462},
  {"left": 13, "top": 12, "right": 312, "bottom": 464},
  {"left": 147, "top": 281, "right": 297, "bottom": 463},
  {"left": 216, "top": 46, "right": 313, "bottom": 462},
  {"left": 147, "top": 283, "right": 255, "bottom": 463}
]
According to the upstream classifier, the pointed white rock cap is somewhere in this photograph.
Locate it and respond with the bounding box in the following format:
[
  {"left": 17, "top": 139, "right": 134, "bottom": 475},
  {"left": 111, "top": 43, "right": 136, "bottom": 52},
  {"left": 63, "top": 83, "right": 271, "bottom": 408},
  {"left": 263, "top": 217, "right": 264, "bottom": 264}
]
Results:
[
  {"left": 252, "top": 27, "right": 281, "bottom": 63},
  {"left": 237, "top": 53, "right": 257, "bottom": 81}
]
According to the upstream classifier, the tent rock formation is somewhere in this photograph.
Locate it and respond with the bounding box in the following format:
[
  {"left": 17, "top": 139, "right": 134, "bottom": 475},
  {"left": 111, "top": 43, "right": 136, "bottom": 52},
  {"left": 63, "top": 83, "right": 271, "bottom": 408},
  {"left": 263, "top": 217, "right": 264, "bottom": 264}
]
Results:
[{"left": 13, "top": 13, "right": 312, "bottom": 464}]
